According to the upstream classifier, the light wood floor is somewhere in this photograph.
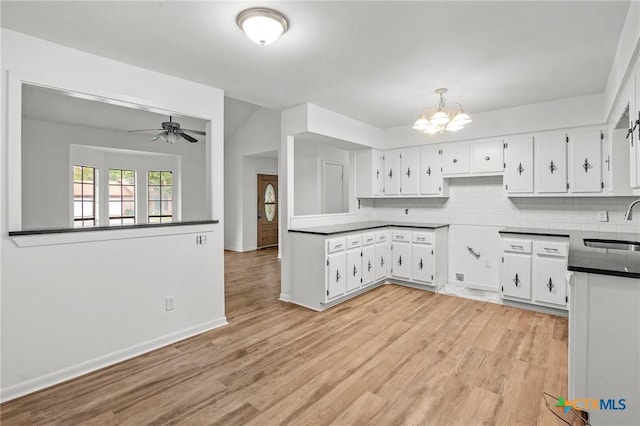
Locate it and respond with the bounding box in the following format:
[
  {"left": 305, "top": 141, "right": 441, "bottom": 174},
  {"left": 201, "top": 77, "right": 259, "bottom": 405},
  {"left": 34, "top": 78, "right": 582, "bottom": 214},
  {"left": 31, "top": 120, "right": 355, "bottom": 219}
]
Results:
[{"left": 1, "top": 248, "right": 583, "bottom": 425}]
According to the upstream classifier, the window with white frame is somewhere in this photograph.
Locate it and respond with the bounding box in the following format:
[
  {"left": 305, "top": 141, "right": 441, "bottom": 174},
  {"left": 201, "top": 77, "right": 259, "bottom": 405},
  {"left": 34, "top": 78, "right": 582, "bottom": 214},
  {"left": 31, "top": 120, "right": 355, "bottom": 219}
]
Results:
[
  {"left": 148, "top": 171, "right": 173, "bottom": 223},
  {"left": 73, "top": 165, "right": 96, "bottom": 227},
  {"left": 108, "top": 169, "right": 136, "bottom": 225}
]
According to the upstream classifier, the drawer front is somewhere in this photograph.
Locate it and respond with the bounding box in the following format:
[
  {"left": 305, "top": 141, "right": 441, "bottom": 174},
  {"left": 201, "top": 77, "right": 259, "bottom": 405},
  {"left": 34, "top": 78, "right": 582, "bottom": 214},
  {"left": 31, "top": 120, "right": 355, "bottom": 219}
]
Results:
[
  {"left": 413, "top": 232, "right": 434, "bottom": 245},
  {"left": 392, "top": 230, "right": 411, "bottom": 242},
  {"left": 327, "top": 237, "right": 346, "bottom": 253},
  {"left": 534, "top": 241, "right": 568, "bottom": 257},
  {"left": 501, "top": 238, "right": 532, "bottom": 254},
  {"left": 347, "top": 235, "right": 362, "bottom": 249},
  {"left": 375, "top": 231, "right": 388, "bottom": 243},
  {"left": 361, "top": 232, "right": 376, "bottom": 246}
]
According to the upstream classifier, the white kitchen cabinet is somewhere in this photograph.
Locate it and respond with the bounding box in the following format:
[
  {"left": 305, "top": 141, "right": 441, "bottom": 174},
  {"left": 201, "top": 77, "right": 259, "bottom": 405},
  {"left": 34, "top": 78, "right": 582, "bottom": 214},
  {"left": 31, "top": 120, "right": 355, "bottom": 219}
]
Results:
[
  {"left": 500, "top": 234, "right": 568, "bottom": 310},
  {"left": 391, "top": 230, "right": 412, "bottom": 280},
  {"left": 355, "top": 149, "right": 385, "bottom": 197},
  {"left": 420, "top": 145, "right": 446, "bottom": 195},
  {"left": 631, "top": 70, "right": 640, "bottom": 189},
  {"left": 500, "top": 239, "right": 532, "bottom": 301},
  {"left": 412, "top": 235, "right": 434, "bottom": 284},
  {"left": 375, "top": 231, "right": 389, "bottom": 281},
  {"left": 535, "top": 132, "right": 567, "bottom": 193},
  {"left": 384, "top": 150, "right": 401, "bottom": 195},
  {"left": 504, "top": 136, "right": 534, "bottom": 194},
  {"left": 441, "top": 143, "right": 470, "bottom": 175},
  {"left": 568, "top": 128, "right": 603, "bottom": 193},
  {"left": 361, "top": 244, "right": 376, "bottom": 286},
  {"left": 346, "top": 248, "right": 362, "bottom": 292},
  {"left": 471, "top": 140, "right": 503, "bottom": 174},
  {"left": 326, "top": 251, "right": 346, "bottom": 300},
  {"left": 400, "top": 148, "right": 420, "bottom": 195}
]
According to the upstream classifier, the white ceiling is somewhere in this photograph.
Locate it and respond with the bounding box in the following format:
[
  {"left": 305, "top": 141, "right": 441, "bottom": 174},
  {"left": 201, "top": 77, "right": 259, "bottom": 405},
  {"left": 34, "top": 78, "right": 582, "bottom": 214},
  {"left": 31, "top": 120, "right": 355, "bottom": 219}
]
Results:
[{"left": 1, "top": 1, "right": 630, "bottom": 129}]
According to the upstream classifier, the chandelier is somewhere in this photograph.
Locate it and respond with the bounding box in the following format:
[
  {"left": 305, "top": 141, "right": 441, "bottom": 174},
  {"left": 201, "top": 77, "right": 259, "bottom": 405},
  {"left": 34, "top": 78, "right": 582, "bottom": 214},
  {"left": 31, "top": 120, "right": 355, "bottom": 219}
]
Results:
[{"left": 413, "top": 88, "right": 472, "bottom": 134}]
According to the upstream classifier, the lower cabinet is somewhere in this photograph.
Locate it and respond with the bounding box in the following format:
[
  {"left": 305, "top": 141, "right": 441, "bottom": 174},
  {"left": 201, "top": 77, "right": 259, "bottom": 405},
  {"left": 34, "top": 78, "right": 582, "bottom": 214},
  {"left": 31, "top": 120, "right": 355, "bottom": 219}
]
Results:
[
  {"left": 361, "top": 244, "right": 376, "bottom": 286},
  {"left": 326, "top": 250, "right": 346, "bottom": 300},
  {"left": 391, "top": 230, "right": 412, "bottom": 280},
  {"left": 500, "top": 235, "right": 569, "bottom": 310}
]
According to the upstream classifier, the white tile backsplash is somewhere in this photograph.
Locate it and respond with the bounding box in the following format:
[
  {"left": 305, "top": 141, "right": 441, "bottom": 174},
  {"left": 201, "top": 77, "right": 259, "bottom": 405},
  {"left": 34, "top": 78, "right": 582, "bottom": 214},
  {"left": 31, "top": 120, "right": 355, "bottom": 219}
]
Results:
[{"left": 370, "top": 176, "right": 640, "bottom": 233}]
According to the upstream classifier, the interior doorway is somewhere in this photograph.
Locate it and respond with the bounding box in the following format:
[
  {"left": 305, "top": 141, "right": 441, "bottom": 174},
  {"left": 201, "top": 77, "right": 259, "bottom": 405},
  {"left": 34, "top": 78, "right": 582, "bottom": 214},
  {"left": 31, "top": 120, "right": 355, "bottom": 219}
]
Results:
[
  {"left": 257, "top": 174, "right": 278, "bottom": 248},
  {"left": 322, "top": 161, "right": 344, "bottom": 214}
]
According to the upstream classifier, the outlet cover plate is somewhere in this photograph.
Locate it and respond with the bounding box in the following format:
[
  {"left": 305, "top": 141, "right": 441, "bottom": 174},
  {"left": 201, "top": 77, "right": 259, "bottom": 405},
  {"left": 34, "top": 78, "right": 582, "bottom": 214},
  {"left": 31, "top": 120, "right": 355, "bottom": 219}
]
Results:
[
  {"left": 456, "top": 273, "right": 464, "bottom": 282},
  {"left": 597, "top": 211, "right": 608, "bottom": 222},
  {"left": 165, "top": 296, "right": 175, "bottom": 311}
]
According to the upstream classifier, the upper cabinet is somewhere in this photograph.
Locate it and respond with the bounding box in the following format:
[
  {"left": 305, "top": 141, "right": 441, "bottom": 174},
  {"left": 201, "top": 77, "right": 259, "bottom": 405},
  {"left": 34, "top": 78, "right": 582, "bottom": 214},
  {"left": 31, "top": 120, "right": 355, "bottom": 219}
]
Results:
[
  {"left": 355, "top": 149, "right": 385, "bottom": 197},
  {"left": 504, "top": 136, "right": 534, "bottom": 194},
  {"left": 400, "top": 147, "right": 420, "bottom": 195},
  {"left": 471, "top": 140, "right": 504, "bottom": 174},
  {"left": 631, "top": 68, "right": 640, "bottom": 189},
  {"left": 420, "top": 145, "right": 447, "bottom": 196},
  {"left": 535, "top": 132, "right": 568, "bottom": 194},
  {"left": 384, "top": 149, "right": 401, "bottom": 195},
  {"left": 568, "top": 128, "right": 603, "bottom": 193},
  {"left": 441, "top": 143, "right": 470, "bottom": 175}
]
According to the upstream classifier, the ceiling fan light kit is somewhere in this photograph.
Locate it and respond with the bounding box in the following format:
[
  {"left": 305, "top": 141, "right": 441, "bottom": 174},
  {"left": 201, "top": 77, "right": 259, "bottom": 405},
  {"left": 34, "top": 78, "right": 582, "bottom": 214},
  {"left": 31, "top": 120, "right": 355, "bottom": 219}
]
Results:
[
  {"left": 128, "top": 116, "right": 205, "bottom": 144},
  {"left": 237, "top": 8, "right": 289, "bottom": 45},
  {"left": 413, "top": 88, "right": 472, "bottom": 135}
]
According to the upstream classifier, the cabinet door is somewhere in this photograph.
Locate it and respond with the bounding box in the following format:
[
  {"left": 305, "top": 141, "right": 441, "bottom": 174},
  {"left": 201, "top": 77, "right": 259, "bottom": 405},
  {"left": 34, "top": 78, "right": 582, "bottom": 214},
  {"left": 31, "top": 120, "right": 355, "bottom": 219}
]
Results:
[
  {"left": 375, "top": 242, "right": 389, "bottom": 281},
  {"left": 501, "top": 252, "right": 532, "bottom": 301},
  {"left": 420, "top": 145, "right": 443, "bottom": 195},
  {"left": 362, "top": 245, "right": 376, "bottom": 285},
  {"left": 374, "top": 151, "right": 385, "bottom": 195},
  {"left": 504, "top": 136, "right": 534, "bottom": 194},
  {"left": 412, "top": 244, "right": 434, "bottom": 283},
  {"left": 391, "top": 242, "right": 412, "bottom": 280},
  {"left": 534, "top": 256, "right": 567, "bottom": 307},
  {"left": 327, "top": 252, "right": 346, "bottom": 300},
  {"left": 346, "top": 249, "right": 362, "bottom": 292},
  {"left": 384, "top": 150, "right": 401, "bottom": 195},
  {"left": 569, "top": 129, "right": 603, "bottom": 193},
  {"left": 535, "top": 132, "right": 567, "bottom": 193},
  {"left": 400, "top": 148, "right": 420, "bottom": 194},
  {"left": 471, "top": 140, "right": 503, "bottom": 174},
  {"left": 441, "top": 143, "right": 470, "bottom": 175},
  {"left": 632, "top": 73, "right": 640, "bottom": 189}
]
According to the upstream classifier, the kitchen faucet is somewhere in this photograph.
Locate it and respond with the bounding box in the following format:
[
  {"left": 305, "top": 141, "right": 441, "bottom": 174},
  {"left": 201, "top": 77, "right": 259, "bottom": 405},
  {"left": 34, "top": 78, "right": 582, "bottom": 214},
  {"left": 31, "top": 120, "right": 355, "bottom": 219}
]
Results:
[{"left": 624, "top": 199, "right": 640, "bottom": 220}]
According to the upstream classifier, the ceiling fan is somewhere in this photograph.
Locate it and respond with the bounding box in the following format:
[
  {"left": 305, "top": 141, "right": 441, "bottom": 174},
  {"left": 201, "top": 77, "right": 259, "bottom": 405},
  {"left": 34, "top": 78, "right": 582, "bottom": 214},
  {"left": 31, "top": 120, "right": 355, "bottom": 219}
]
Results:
[{"left": 128, "top": 116, "right": 205, "bottom": 143}]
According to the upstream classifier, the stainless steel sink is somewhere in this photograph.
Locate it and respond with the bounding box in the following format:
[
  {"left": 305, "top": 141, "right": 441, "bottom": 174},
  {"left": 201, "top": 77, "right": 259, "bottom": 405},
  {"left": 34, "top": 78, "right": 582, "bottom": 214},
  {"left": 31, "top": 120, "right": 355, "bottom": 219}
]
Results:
[{"left": 584, "top": 238, "right": 640, "bottom": 252}]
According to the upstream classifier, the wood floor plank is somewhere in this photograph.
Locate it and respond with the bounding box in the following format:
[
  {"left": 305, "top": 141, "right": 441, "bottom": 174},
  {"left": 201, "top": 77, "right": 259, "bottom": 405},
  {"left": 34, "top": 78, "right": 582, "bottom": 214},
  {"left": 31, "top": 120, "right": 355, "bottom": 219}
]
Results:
[{"left": 1, "top": 247, "right": 570, "bottom": 426}]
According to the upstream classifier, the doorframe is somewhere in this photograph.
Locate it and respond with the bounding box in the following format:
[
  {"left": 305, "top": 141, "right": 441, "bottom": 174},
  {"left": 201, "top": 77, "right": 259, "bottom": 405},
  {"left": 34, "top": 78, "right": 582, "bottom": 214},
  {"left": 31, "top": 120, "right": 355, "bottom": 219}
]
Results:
[
  {"left": 321, "top": 160, "right": 344, "bottom": 214},
  {"left": 257, "top": 172, "right": 279, "bottom": 249}
]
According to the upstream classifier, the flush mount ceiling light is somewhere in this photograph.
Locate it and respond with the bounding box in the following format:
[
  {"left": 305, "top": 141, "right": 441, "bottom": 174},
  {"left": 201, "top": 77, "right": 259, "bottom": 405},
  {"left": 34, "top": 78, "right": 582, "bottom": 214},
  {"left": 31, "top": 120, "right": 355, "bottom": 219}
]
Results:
[
  {"left": 237, "top": 8, "right": 289, "bottom": 45},
  {"left": 413, "top": 88, "right": 472, "bottom": 135}
]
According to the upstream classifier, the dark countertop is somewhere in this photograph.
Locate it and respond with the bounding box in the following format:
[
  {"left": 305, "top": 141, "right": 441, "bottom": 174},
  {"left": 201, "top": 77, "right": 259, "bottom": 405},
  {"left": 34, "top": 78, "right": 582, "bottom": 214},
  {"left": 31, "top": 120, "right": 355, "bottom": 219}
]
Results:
[
  {"left": 500, "top": 227, "right": 640, "bottom": 279},
  {"left": 9, "top": 219, "right": 219, "bottom": 236},
  {"left": 288, "top": 221, "right": 449, "bottom": 236}
]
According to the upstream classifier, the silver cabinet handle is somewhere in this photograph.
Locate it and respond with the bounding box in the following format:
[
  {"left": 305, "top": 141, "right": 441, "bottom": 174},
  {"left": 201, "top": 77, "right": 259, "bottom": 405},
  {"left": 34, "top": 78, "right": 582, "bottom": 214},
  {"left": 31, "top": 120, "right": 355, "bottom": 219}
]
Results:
[
  {"left": 453, "top": 158, "right": 458, "bottom": 163},
  {"left": 511, "top": 245, "right": 523, "bottom": 250},
  {"left": 406, "top": 167, "right": 411, "bottom": 177},
  {"left": 547, "top": 278, "right": 554, "bottom": 292},
  {"left": 513, "top": 273, "right": 520, "bottom": 287},
  {"left": 544, "top": 247, "right": 559, "bottom": 252},
  {"left": 467, "top": 246, "right": 481, "bottom": 258},
  {"left": 549, "top": 160, "right": 557, "bottom": 174},
  {"left": 426, "top": 166, "right": 431, "bottom": 176},
  {"left": 419, "top": 259, "right": 423, "bottom": 270},
  {"left": 485, "top": 156, "right": 491, "bottom": 161},
  {"left": 353, "top": 265, "right": 358, "bottom": 276},
  {"left": 367, "top": 261, "right": 372, "bottom": 271},
  {"left": 582, "top": 158, "right": 592, "bottom": 173},
  {"left": 388, "top": 169, "right": 393, "bottom": 178},
  {"left": 517, "top": 162, "right": 524, "bottom": 175},
  {"left": 336, "top": 270, "right": 341, "bottom": 282}
]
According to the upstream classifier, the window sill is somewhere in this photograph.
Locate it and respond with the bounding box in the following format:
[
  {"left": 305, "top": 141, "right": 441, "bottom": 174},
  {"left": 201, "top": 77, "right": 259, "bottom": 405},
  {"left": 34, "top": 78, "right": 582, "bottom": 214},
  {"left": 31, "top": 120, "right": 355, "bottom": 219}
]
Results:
[{"left": 9, "top": 220, "right": 219, "bottom": 247}]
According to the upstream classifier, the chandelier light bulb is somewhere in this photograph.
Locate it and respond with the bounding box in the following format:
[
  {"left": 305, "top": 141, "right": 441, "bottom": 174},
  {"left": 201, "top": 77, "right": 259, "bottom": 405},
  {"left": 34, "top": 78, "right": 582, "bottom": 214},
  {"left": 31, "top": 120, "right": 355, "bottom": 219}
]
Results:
[{"left": 413, "top": 88, "right": 471, "bottom": 135}]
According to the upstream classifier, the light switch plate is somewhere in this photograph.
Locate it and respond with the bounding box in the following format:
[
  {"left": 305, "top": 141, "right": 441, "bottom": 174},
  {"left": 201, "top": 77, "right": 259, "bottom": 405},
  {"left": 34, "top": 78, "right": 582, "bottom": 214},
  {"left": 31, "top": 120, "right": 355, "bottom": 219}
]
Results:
[{"left": 597, "top": 211, "right": 608, "bottom": 222}]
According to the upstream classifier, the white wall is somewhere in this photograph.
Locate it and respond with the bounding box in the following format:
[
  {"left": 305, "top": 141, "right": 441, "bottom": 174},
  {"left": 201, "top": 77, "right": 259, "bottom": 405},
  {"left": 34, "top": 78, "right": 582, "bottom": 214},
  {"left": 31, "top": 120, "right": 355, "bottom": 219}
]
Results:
[
  {"left": 22, "top": 119, "right": 207, "bottom": 229},
  {"left": 1, "top": 29, "right": 225, "bottom": 401},
  {"left": 372, "top": 176, "right": 639, "bottom": 290},
  {"left": 242, "top": 156, "right": 278, "bottom": 251},
  {"left": 224, "top": 105, "right": 280, "bottom": 251}
]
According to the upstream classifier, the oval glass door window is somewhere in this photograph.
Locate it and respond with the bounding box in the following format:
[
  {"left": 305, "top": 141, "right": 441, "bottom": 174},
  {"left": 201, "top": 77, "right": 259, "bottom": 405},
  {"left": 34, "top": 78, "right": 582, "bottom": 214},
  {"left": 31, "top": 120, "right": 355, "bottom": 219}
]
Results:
[{"left": 264, "top": 183, "right": 276, "bottom": 222}]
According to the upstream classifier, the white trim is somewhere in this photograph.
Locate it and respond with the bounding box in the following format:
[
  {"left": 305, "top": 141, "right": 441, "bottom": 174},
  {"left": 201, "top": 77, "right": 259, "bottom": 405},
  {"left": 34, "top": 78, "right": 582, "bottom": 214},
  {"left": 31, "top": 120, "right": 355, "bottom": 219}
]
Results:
[
  {"left": 279, "top": 293, "right": 291, "bottom": 302},
  {"left": 0, "top": 316, "right": 228, "bottom": 403}
]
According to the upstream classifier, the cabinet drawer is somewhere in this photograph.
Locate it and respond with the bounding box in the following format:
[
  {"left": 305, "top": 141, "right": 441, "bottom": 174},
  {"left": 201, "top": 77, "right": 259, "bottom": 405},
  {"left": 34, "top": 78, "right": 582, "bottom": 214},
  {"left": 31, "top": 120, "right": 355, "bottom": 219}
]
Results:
[
  {"left": 413, "top": 232, "right": 434, "bottom": 245},
  {"left": 362, "top": 232, "right": 376, "bottom": 246},
  {"left": 327, "top": 237, "right": 346, "bottom": 253},
  {"left": 347, "top": 235, "right": 362, "bottom": 249},
  {"left": 375, "top": 231, "right": 388, "bottom": 243},
  {"left": 501, "top": 239, "right": 532, "bottom": 254},
  {"left": 392, "top": 230, "right": 411, "bottom": 242},
  {"left": 534, "top": 241, "right": 568, "bottom": 257}
]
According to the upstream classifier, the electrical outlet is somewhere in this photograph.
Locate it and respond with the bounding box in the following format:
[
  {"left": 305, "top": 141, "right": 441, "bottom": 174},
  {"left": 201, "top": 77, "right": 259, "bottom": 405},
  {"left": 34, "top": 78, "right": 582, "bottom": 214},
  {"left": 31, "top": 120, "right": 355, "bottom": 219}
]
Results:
[
  {"left": 165, "top": 296, "right": 175, "bottom": 311},
  {"left": 456, "top": 273, "right": 464, "bottom": 282},
  {"left": 195, "top": 235, "right": 207, "bottom": 245},
  {"left": 597, "top": 211, "right": 608, "bottom": 222},
  {"left": 404, "top": 208, "right": 409, "bottom": 215}
]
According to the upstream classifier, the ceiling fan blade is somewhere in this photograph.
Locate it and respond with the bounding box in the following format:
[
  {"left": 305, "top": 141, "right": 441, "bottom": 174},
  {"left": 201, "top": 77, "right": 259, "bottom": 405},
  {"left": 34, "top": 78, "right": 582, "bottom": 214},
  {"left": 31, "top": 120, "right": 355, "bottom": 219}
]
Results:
[
  {"left": 181, "top": 128, "right": 206, "bottom": 136},
  {"left": 179, "top": 131, "right": 198, "bottom": 143},
  {"left": 128, "top": 128, "right": 163, "bottom": 133}
]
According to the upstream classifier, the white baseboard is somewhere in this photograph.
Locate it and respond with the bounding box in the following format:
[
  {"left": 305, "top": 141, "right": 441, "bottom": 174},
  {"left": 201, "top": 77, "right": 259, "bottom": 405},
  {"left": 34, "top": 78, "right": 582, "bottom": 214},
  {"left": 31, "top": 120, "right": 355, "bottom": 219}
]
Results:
[
  {"left": 279, "top": 293, "right": 291, "bottom": 302},
  {"left": 0, "top": 316, "right": 228, "bottom": 403},
  {"left": 448, "top": 279, "right": 499, "bottom": 293}
]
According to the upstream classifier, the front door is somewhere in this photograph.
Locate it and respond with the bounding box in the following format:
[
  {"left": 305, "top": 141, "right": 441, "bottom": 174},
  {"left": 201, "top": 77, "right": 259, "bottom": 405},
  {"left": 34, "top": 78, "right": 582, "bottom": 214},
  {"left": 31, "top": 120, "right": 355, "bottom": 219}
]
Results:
[{"left": 257, "top": 174, "right": 278, "bottom": 248}]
